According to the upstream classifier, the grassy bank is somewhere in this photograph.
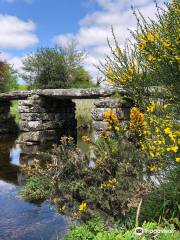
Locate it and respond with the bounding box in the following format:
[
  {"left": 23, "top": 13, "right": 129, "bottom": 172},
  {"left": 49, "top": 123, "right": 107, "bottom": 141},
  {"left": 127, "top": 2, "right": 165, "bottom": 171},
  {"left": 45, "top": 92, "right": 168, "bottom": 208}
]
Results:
[
  {"left": 10, "top": 100, "right": 20, "bottom": 125},
  {"left": 75, "top": 99, "right": 95, "bottom": 130},
  {"left": 64, "top": 218, "right": 180, "bottom": 240}
]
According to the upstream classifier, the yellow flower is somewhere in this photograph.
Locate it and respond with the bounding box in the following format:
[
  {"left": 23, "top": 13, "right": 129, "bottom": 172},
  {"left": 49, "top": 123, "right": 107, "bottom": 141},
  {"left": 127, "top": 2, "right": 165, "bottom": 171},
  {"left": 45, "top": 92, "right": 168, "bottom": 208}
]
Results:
[
  {"left": 147, "top": 54, "right": 155, "bottom": 61},
  {"left": 100, "top": 183, "right": 107, "bottom": 189},
  {"left": 175, "top": 157, "right": 180, "bottom": 163},
  {"left": 155, "top": 127, "right": 160, "bottom": 133},
  {"left": 130, "top": 107, "right": 144, "bottom": 129},
  {"left": 114, "top": 126, "right": 120, "bottom": 131},
  {"left": 79, "top": 202, "right": 87, "bottom": 212},
  {"left": 147, "top": 101, "right": 156, "bottom": 113},
  {"left": 128, "top": 66, "right": 133, "bottom": 74},
  {"left": 163, "top": 104, "right": 170, "bottom": 109},
  {"left": 167, "top": 146, "right": 178, "bottom": 153},
  {"left": 59, "top": 205, "right": 65, "bottom": 213},
  {"left": 175, "top": 56, "right": 180, "bottom": 61},
  {"left": 147, "top": 165, "right": 160, "bottom": 171},
  {"left": 155, "top": 33, "right": 160, "bottom": 39},
  {"left": 103, "top": 109, "right": 119, "bottom": 126},
  {"left": 147, "top": 32, "right": 154, "bottom": 41},
  {"left": 150, "top": 152, "right": 155, "bottom": 158},
  {"left": 82, "top": 135, "right": 90, "bottom": 142},
  {"left": 163, "top": 40, "right": 171, "bottom": 47},
  {"left": 32, "top": 159, "right": 39, "bottom": 164},
  {"left": 164, "top": 127, "right": 171, "bottom": 135},
  {"left": 149, "top": 145, "right": 156, "bottom": 151}
]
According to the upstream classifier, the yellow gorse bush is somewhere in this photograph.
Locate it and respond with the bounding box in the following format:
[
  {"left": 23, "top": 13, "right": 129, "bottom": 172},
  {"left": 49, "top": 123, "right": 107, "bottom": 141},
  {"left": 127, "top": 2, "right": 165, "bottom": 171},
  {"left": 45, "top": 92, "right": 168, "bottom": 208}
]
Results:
[
  {"left": 100, "top": 0, "right": 180, "bottom": 109},
  {"left": 140, "top": 102, "right": 179, "bottom": 169},
  {"left": 130, "top": 107, "right": 144, "bottom": 129},
  {"left": 103, "top": 109, "right": 120, "bottom": 130}
]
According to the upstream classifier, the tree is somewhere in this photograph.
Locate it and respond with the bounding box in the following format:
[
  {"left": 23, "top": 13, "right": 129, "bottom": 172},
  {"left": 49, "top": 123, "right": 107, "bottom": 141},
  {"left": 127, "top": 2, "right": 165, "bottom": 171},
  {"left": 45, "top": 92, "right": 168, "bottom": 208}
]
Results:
[
  {"left": 22, "top": 43, "right": 95, "bottom": 89},
  {"left": 0, "top": 60, "right": 18, "bottom": 93},
  {"left": 70, "top": 67, "right": 95, "bottom": 88}
]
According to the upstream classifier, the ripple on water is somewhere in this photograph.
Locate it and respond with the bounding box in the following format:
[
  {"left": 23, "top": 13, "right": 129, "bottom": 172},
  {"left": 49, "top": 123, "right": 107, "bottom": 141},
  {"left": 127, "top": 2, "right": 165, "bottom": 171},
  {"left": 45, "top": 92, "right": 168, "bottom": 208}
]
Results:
[{"left": 0, "top": 138, "right": 69, "bottom": 240}]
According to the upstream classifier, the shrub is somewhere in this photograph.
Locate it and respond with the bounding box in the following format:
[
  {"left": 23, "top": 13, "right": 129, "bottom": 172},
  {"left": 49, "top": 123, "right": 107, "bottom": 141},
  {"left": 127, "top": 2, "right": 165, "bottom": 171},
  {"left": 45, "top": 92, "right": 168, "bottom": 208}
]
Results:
[
  {"left": 99, "top": 0, "right": 180, "bottom": 109},
  {"left": 22, "top": 102, "right": 179, "bottom": 224},
  {"left": 64, "top": 217, "right": 180, "bottom": 240}
]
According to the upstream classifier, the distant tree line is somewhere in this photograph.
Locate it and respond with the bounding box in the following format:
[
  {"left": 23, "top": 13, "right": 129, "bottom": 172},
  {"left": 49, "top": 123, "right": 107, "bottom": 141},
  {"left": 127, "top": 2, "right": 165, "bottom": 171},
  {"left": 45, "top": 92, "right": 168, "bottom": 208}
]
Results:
[
  {"left": 0, "top": 60, "right": 17, "bottom": 93},
  {"left": 0, "top": 42, "right": 96, "bottom": 92},
  {"left": 22, "top": 42, "right": 96, "bottom": 89}
]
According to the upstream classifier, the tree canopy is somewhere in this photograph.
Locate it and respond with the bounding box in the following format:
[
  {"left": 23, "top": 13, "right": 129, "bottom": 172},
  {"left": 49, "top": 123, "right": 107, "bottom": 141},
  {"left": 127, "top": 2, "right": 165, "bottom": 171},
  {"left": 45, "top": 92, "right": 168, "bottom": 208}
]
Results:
[
  {"left": 0, "top": 60, "right": 18, "bottom": 93},
  {"left": 22, "top": 43, "right": 95, "bottom": 89}
]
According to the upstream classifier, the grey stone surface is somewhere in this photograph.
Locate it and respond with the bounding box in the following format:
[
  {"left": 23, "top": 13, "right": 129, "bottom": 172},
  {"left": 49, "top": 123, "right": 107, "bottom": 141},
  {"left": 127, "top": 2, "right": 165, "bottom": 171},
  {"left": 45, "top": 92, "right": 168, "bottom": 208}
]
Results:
[
  {"left": 20, "top": 120, "right": 64, "bottom": 131},
  {"left": 92, "top": 97, "right": 132, "bottom": 132},
  {"left": 94, "top": 98, "right": 133, "bottom": 108},
  {"left": 0, "top": 90, "right": 35, "bottom": 100},
  {"left": 92, "top": 121, "right": 109, "bottom": 131},
  {"left": 18, "top": 130, "right": 61, "bottom": 142},
  {"left": 0, "top": 88, "right": 131, "bottom": 142},
  {"left": 17, "top": 96, "right": 77, "bottom": 143},
  {"left": 92, "top": 108, "right": 130, "bottom": 121},
  {"left": 0, "top": 88, "right": 127, "bottom": 101}
]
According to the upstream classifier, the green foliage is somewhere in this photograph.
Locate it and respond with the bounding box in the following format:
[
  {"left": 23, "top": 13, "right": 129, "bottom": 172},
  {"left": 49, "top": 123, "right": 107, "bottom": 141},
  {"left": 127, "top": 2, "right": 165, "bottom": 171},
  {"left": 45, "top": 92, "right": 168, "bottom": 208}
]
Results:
[
  {"left": 75, "top": 99, "right": 95, "bottom": 129},
  {"left": 22, "top": 42, "right": 94, "bottom": 89},
  {"left": 140, "top": 166, "right": 180, "bottom": 224},
  {"left": 22, "top": 130, "right": 151, "bottom": 223},
  {"left": 0, "top": 60, "right": 18, "bottom": 93},
  {"left": 22, "top": 102, "right": 179, "bottom": 225},
  {"left": 21, "top": 175, "right": 50, "bottom": 202},
  {"left": 64, "top": 217, "right": 180, "bottom": 240},
  {"left": 17, "top": 84, "right": 28, "bottom": 91},
  {"left": 10, "top": 101, "right": 20, "bottom": 124},
  {"left": 100, "top": 0, "right": 180, "bottom": 109},
  {"left": 70, "top": 67, "right": 96, "bottom": 89}
]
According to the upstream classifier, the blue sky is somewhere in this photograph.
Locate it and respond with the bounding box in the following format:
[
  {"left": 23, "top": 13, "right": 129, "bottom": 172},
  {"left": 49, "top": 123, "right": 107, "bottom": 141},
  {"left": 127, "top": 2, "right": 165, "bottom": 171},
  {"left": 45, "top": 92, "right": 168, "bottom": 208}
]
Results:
[
  {"left": 0, "top": 0, "right": 164, "bottom": 81},
  {"left": 0, "top": 0, "right": 94, "bottom": 55}
]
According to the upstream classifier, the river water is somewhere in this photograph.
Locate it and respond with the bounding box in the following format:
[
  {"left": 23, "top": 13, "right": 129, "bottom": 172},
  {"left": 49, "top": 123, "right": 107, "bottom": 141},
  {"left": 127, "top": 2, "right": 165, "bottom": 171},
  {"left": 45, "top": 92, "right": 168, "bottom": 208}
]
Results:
[{"left": 0, "top": 136, "right": 71, "bottom": 240}]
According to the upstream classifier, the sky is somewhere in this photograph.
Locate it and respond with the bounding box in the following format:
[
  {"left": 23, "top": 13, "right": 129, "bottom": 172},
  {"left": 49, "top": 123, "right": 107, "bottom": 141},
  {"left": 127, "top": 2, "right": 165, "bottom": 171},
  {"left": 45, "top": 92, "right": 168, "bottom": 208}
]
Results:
[{"left": 0, "top": 0, "right": 165, "bottom": 83}]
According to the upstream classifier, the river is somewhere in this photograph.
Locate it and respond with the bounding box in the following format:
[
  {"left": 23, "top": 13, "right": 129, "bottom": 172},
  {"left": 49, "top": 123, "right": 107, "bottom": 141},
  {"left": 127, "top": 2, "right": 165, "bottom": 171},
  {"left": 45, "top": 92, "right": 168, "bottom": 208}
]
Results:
[{"left": 0, "top": 136, "right": 71, "bottom": 240}]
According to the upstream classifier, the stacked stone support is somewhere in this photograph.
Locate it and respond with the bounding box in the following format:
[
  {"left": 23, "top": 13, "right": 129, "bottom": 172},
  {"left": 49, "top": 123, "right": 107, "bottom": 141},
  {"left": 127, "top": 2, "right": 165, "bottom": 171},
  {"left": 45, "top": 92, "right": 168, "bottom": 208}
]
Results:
[
  {"left": 18, "top": 95, "right": 77, "bottom": 143},
  {"left": 92, "top": 98, "right": 132, "bottom": 134},
  {"left": 0, "top": 100, "right": 18, "bottom": 134}
]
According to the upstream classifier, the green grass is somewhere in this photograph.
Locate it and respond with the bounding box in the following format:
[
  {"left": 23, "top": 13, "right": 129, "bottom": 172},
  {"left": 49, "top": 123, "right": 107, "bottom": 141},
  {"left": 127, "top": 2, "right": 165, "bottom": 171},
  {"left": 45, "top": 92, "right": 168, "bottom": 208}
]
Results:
[
  {"left": 75, "top": 99, "right": 95, "bottom": 130},
  {"left": 17, "top": 84, "right": 29, "bottom": 91},
  {"left": 64, "top": 217, "right": 180, "bottom": 240},
  {"left": 10, "top": 100, "right": 20, "bottom": 124}
]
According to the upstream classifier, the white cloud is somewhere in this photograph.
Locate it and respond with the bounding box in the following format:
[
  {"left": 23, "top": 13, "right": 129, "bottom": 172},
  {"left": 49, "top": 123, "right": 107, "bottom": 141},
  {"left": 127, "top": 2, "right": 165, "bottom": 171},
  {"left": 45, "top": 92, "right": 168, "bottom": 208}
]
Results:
[
  {"left": 0, "top": 15, "right": 38, "bottom": 49},
  {"left": 54, "top": 0, "right": 164, "bottom": 81},
  {"left": 0, "top": 51, "right": 23, "bottom": 72}
]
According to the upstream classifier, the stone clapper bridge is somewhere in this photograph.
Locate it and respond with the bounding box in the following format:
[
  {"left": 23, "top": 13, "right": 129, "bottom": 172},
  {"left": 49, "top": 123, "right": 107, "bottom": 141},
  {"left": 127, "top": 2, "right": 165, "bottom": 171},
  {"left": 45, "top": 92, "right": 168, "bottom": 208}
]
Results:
[{"left": 0, "top": 88, "right": 132, "bottom": 144}]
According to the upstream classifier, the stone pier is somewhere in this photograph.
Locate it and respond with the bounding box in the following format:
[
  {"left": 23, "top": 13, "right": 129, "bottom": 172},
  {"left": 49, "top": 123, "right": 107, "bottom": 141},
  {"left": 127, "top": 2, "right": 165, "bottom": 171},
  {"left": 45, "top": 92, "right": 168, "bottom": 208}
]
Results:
[
  {"left": 92, "top": 98, "right": 132, "bottom": 133},
  {"left": 18, "top": 95, "right": 77, "bottom": 143}
]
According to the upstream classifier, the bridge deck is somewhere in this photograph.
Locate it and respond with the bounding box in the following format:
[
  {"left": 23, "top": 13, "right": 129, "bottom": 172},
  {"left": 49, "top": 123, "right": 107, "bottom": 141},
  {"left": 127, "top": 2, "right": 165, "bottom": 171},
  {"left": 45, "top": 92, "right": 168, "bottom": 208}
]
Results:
[{"left": 0, "top": 88, "right": 127, "bottom": 101}]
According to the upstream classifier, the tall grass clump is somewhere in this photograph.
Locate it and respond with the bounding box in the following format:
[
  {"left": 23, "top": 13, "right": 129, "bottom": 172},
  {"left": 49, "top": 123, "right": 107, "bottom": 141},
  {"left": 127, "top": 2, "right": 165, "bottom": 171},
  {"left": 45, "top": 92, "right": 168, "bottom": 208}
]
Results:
[{"left": 75, "top": 99, "right": 95, "bottom": 130}]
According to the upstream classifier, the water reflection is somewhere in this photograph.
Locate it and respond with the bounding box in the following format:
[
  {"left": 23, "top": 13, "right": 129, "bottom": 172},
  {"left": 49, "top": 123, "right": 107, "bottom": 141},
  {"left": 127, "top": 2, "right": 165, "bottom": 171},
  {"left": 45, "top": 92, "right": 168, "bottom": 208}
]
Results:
[
  {"left": 0, "top": 136, "right": 69, "bottom": 240},
  {"left": 10, "top": 144, "right": 21, "bottom": 166}
]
